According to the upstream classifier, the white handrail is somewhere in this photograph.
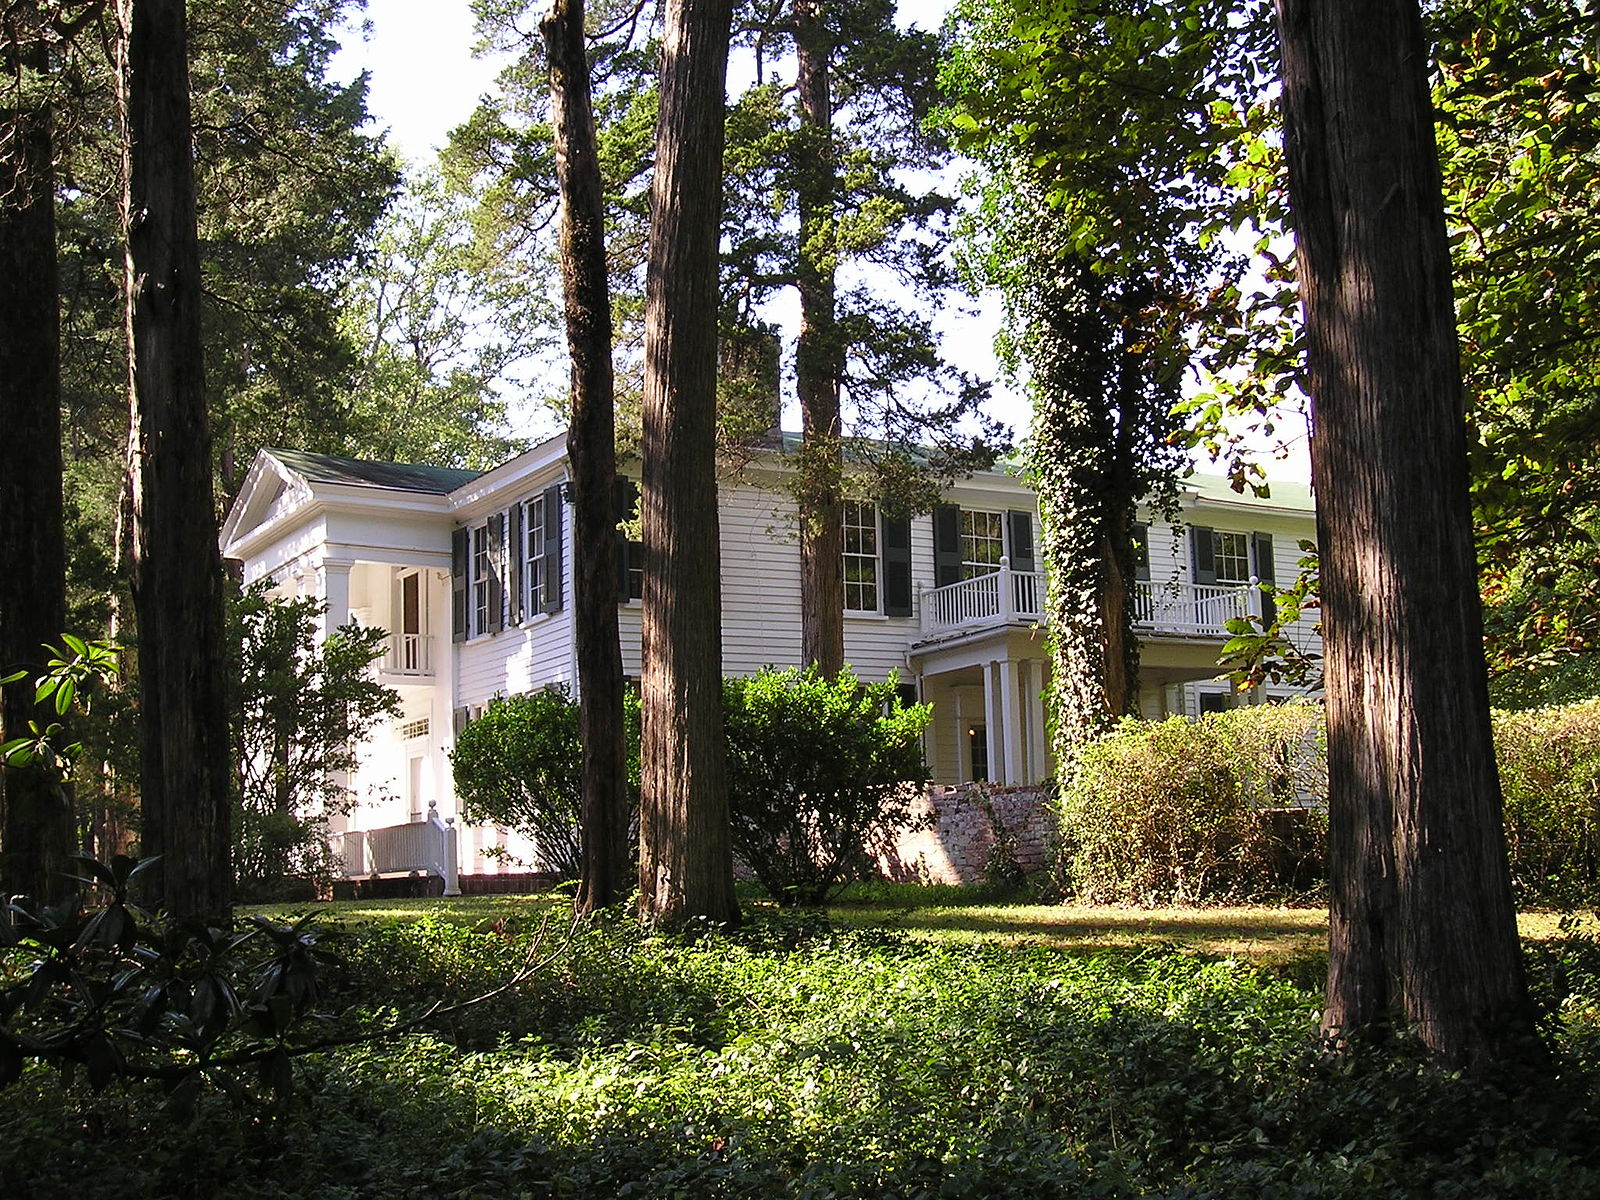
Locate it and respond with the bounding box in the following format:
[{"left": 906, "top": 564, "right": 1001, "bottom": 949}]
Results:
[
  {"left": 919, "top": 565, "right": 1047, "bottom": 637},
  {"left": 1134, "top": 581, "right": 1252, "bottom": 635},
  {"left": 334, "top": 800, "right": 460, "bottom": 895}
]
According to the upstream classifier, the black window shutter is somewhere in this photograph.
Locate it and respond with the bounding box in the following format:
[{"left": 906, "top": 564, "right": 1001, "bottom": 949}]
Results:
[
  {"left": 1007, "top": 510, "right": 1035, "bottom": 573},
  {"left": 1133, "top": 522, "right": 1151, "bottom": 582},
  {"left": 614, "top": 478, "right": 639, "bottom": 603},
  {"left": 1190, "top": 524, "right": 1216, "bottom": 585},
  {"left": 487, "top": 512, "right": 506, "bottom": 632},
  {"left": 451, "top": 526, "right": 468, "bottom": 642},
  {"left": 1252, "top": 531, "right": 1276, "bottom": 626},
  {"left": 933, "top": 504, "right": 961, "bottom": 588},
  {"left": 452, "top": 706, "right": 470, "bottom": 739},
  {"left": 542, "top": 483, "right": 565, "bottom": 613},
  {"left": 508, "top": 502, "right": 524, "bottom": 625},
  {"left": 882, "top": 513, "right": 912, "bottom": 617}
]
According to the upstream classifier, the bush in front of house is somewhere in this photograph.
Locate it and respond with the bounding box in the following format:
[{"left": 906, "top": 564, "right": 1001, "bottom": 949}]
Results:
[
  {"left": 449, "top": 687, "right": 641, "bottom": 879},
  {"left": 1058, "top": 702, "right": 1327, "bottom": 904},
  {"left": 724, "top": 667, "right": 932, "bottom": 906},
  {"left": 1495, "top": 697, "right": 1600, "bottom": 905}
]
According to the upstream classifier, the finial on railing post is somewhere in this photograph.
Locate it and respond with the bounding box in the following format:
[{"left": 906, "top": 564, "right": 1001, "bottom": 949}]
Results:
[{"left": 998, "top": 556, "right": 1014, "bottom": 622}]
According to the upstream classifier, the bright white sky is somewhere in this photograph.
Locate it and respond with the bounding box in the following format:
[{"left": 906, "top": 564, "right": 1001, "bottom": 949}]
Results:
[{"left": 330, "top": 0, "right": 1310, "bottom": 482}]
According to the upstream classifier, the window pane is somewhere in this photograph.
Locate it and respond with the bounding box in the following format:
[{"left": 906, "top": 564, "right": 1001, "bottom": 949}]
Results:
[{"left": 842, "top": 500, "right": 879, "bottom": 612}]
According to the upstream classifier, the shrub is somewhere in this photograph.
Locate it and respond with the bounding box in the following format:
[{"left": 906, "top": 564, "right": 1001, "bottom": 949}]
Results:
[
  {"left": 1059, "top": 702, "right": 1327, "bottom": 904},
  {"left": 1495, "top": 698, "right": 1600, "bottom": 905},
  {"left": 724, "top": 667, "right": 931, "bottom": 906},
  {"left": 449, "top": 687, "right": 641, "bottom": 879},
  {"left": 232, "top": 585, "right": 398, "bottom": 899}
]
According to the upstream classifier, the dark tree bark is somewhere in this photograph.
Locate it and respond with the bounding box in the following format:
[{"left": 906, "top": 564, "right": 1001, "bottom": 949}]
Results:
[
  {"left": 542, "top": 0, "right": 630, "bottom": 914},
  {"left": 1274, "top": 0, "right": 1535, "bottom": 1068},
  {"left": 123, "top": 0, "right": 232, "bottom": 919},
  {"left": 637, "top": 0, "right": 739, "bottom": 926},
  {"left": 0, "top": 12, "right": 71, "bottom": 907},
  {"left": 793, "top": 0, "right": 843, "bottom": 677}
]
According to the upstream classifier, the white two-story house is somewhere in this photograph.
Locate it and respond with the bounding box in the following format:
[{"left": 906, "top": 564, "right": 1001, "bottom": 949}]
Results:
[{"left": 220, "top": 433, "right": 1318, "bottom": 880}]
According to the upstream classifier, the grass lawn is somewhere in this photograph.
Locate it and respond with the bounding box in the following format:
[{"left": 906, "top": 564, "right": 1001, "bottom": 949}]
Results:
[{"left": 255, "top": 888, "right": 1575, "bottom": 968}]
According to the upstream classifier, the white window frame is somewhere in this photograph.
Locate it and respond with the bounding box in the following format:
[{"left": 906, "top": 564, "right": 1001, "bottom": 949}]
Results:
[
  {"left": 959, "top": 508, "right": 1005, "bottom": 580},
  {"left": 1212, "top": 530, "right": 1251, "bottom": 585},
  {"left": 843, "top": 499, "right": 880, "bottom": 613},
  {"left": 522, "top": 493, "right": 547, "bottom": 617},
  {"left": 470, "top": 524, "right": 490, "bottom": 636}
]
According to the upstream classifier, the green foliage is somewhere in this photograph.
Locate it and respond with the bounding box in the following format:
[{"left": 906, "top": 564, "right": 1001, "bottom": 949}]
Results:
[
  {"left": 0, "top": 634, "right": 120, "bottom": 783},
  {"left": 1063, "top": 698, "right": 1600, "bottom": 906},
  {"left": 1494, "top": 699, "right": 1600, "bottom": 906},
  {"left": 335, "top": 171, "right": 542, "bottom": 469},
  {"left": 231, "top": 586, "right": 399, "bottom": 899},
  {"left": 1435, "top": 1, "right": 1600, "bottom": 680},
  {"left": 449, "top": 687, "right": 643, "bottom": 881},
  {"left": 724, "top": 667, "right": 930, "bottom": 907},
  {"left": 0, "top": 856, "right": 332, "bottom": 1109},
  {"left": 1059, "top": 704, "right": 1328, "bottom": 904},
  {"left": 8, "top": 904, "right": 1600, "bottom": 1198}
]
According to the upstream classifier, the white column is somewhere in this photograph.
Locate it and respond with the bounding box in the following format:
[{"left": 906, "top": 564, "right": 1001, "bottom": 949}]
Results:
[
  {"left": 982, "top": 662, "right": 1000, "bottom": 785},
  {"left": 317, "top": 559, "right": 353, "bottom": 639},
  {"left": 1026, "top": 659, "right": 1048, "bottom": 784},
  {"left": 999, "top": 657, "right": 1022, "bottom": 785}
]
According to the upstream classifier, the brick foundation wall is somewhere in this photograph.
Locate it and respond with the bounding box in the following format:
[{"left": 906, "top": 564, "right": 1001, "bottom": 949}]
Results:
[{"left": 877, "top": 784, "right": 1055, "bottom": 886}]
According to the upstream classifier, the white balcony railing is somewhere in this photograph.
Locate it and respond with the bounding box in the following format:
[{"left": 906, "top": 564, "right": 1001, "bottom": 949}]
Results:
[
  {"left": 330, "top": 800, "right": 460, "bottom": 895},
  {"left": 917, "top": 564, "right": 1254, "bottom": 641},
  {"left": 383, "top": 631, "right": 432, "bottom": 677},
  {"left": 920, "top": 560, "right": 1046, "bottom": 638},
  {"left": 1134, "top": 580, "right": 1252, "bottom": 636}
]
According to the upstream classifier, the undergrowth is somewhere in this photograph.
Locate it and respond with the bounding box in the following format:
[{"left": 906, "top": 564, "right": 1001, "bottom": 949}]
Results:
[{"left": 4, "top": 906, "right": 1600, "bottom": 1198}]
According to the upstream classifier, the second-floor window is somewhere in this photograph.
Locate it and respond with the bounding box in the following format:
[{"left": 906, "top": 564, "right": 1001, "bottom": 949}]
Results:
[
  {"left": 523, "top": 494, "right": 547, "bottom": 615},
  {"left": 960, "top": 509, "right": 1005, "bottom": 579},
  {"left": 471, "top": 524, "right": 490, "bottom": 634},
  {"left": 843, "top": 500, "right": 879, "bottom": 612},
  {"left": 1212, "top": 531, "right": 1251, "bottom": 584}
]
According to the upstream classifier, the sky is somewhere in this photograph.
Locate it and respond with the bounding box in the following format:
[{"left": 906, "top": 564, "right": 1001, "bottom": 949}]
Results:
[{"left": 330, "top": 0, "right": 1310, "bottom": 483}]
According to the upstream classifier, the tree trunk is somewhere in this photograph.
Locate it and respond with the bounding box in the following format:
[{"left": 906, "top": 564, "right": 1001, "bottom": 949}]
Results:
[
  {"left": 793, "top": 0, "right": 844, "bottom": 676},
  {"left": 123, "top": 0, "right": 232, "bottom": 920},
  {"left": 543, "top": 0, "right": 630, "bottom": 914},
  {"left": 0, "top": 14, "right": 71, "bottom": 908},
  {"left": 636, "top": 0, "right": 739, "bottom": 926},
  {"left": 1274, "top": 0, "right": 1535, "bottom": 1068}
]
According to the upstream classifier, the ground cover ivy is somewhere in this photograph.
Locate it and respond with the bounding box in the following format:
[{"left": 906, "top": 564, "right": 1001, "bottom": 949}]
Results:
[{"left": 4, "top": 905, "right": 1599, "bottom": 1198}]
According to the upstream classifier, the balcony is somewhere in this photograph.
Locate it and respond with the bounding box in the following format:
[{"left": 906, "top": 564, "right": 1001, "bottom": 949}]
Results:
[
  {"left": 381, "top": 631, "right": 433, "bottom": 678},
  {"left": 920, "top": 563, "right": 1045, "bottom": 639},
  {"left": 918, "top": 563, "right": 1254, "bottom": 642},
  {"left": 1134, "top": 580, "right": 1253, "bottom": 637}
]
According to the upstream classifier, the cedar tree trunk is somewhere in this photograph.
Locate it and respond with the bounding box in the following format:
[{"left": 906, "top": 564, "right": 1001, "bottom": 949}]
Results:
[
  {"left": 543, "top": 0, "right": 630, "bottom": 913},
  {"left": 793, "top": 0, "right": 844, "bottom": 676},
  {"left": 636, "top": 0, "right": 739, "bottom": 925},
  {"left": 123, "top": 0, "right": 232, "bottom": 919},
  {"left": 0, "top": 15, "right": 71, "bottom": 907},
  {"left": 1275, "top": 0, "right": 1535, "bottom": 1068}
]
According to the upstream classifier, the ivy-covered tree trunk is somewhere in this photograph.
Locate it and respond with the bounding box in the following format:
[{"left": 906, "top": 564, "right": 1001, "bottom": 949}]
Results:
[
  {"left": 0, "top": 13, "right": 72, "bottom": 908},
  {"left": 1274, "top": 0, "right": 1535, "bottom": 1068},
  {"left": 543, "top": 0, "right": 630, "bottom": 914},
  {"left": 1028, "top": 260, "right": 1153, "bottom": 773},
  {"left": 123, "top": 0, "right": 232, "bottom": 920},
  {"left": 793, "top": 0, "right": 844, "bottom": 677},
  {"left": 637, "top": 0, "right": 740, "bottom": 927}
]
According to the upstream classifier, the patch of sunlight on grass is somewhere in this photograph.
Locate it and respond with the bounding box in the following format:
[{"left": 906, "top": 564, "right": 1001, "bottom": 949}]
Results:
[
  {"left": 243, "top": 893, "right": 565, "bottom": 928},
  {"left": 829, "top": 901, "right": 1330, "bottom": 964}
]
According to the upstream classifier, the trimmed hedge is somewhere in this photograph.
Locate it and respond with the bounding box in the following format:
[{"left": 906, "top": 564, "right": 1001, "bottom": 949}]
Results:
[
  {"left": 1059, "top": 703, "right": 1327, "bottom": 904},
  {"left": 1496, "top": 697, "right": 1600, "bottom": 905},
  {"left": 1060, "top": 697, "right": 1600, "bottom": 906}
]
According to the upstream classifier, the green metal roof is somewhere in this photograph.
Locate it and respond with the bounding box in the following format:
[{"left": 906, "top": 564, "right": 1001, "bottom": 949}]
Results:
[
  {"left": 269, "top": 449, "right": 484, "bottom": 495},
  {"left": 1187, "top": 472, "right": 1315, "bottom": 512}
]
